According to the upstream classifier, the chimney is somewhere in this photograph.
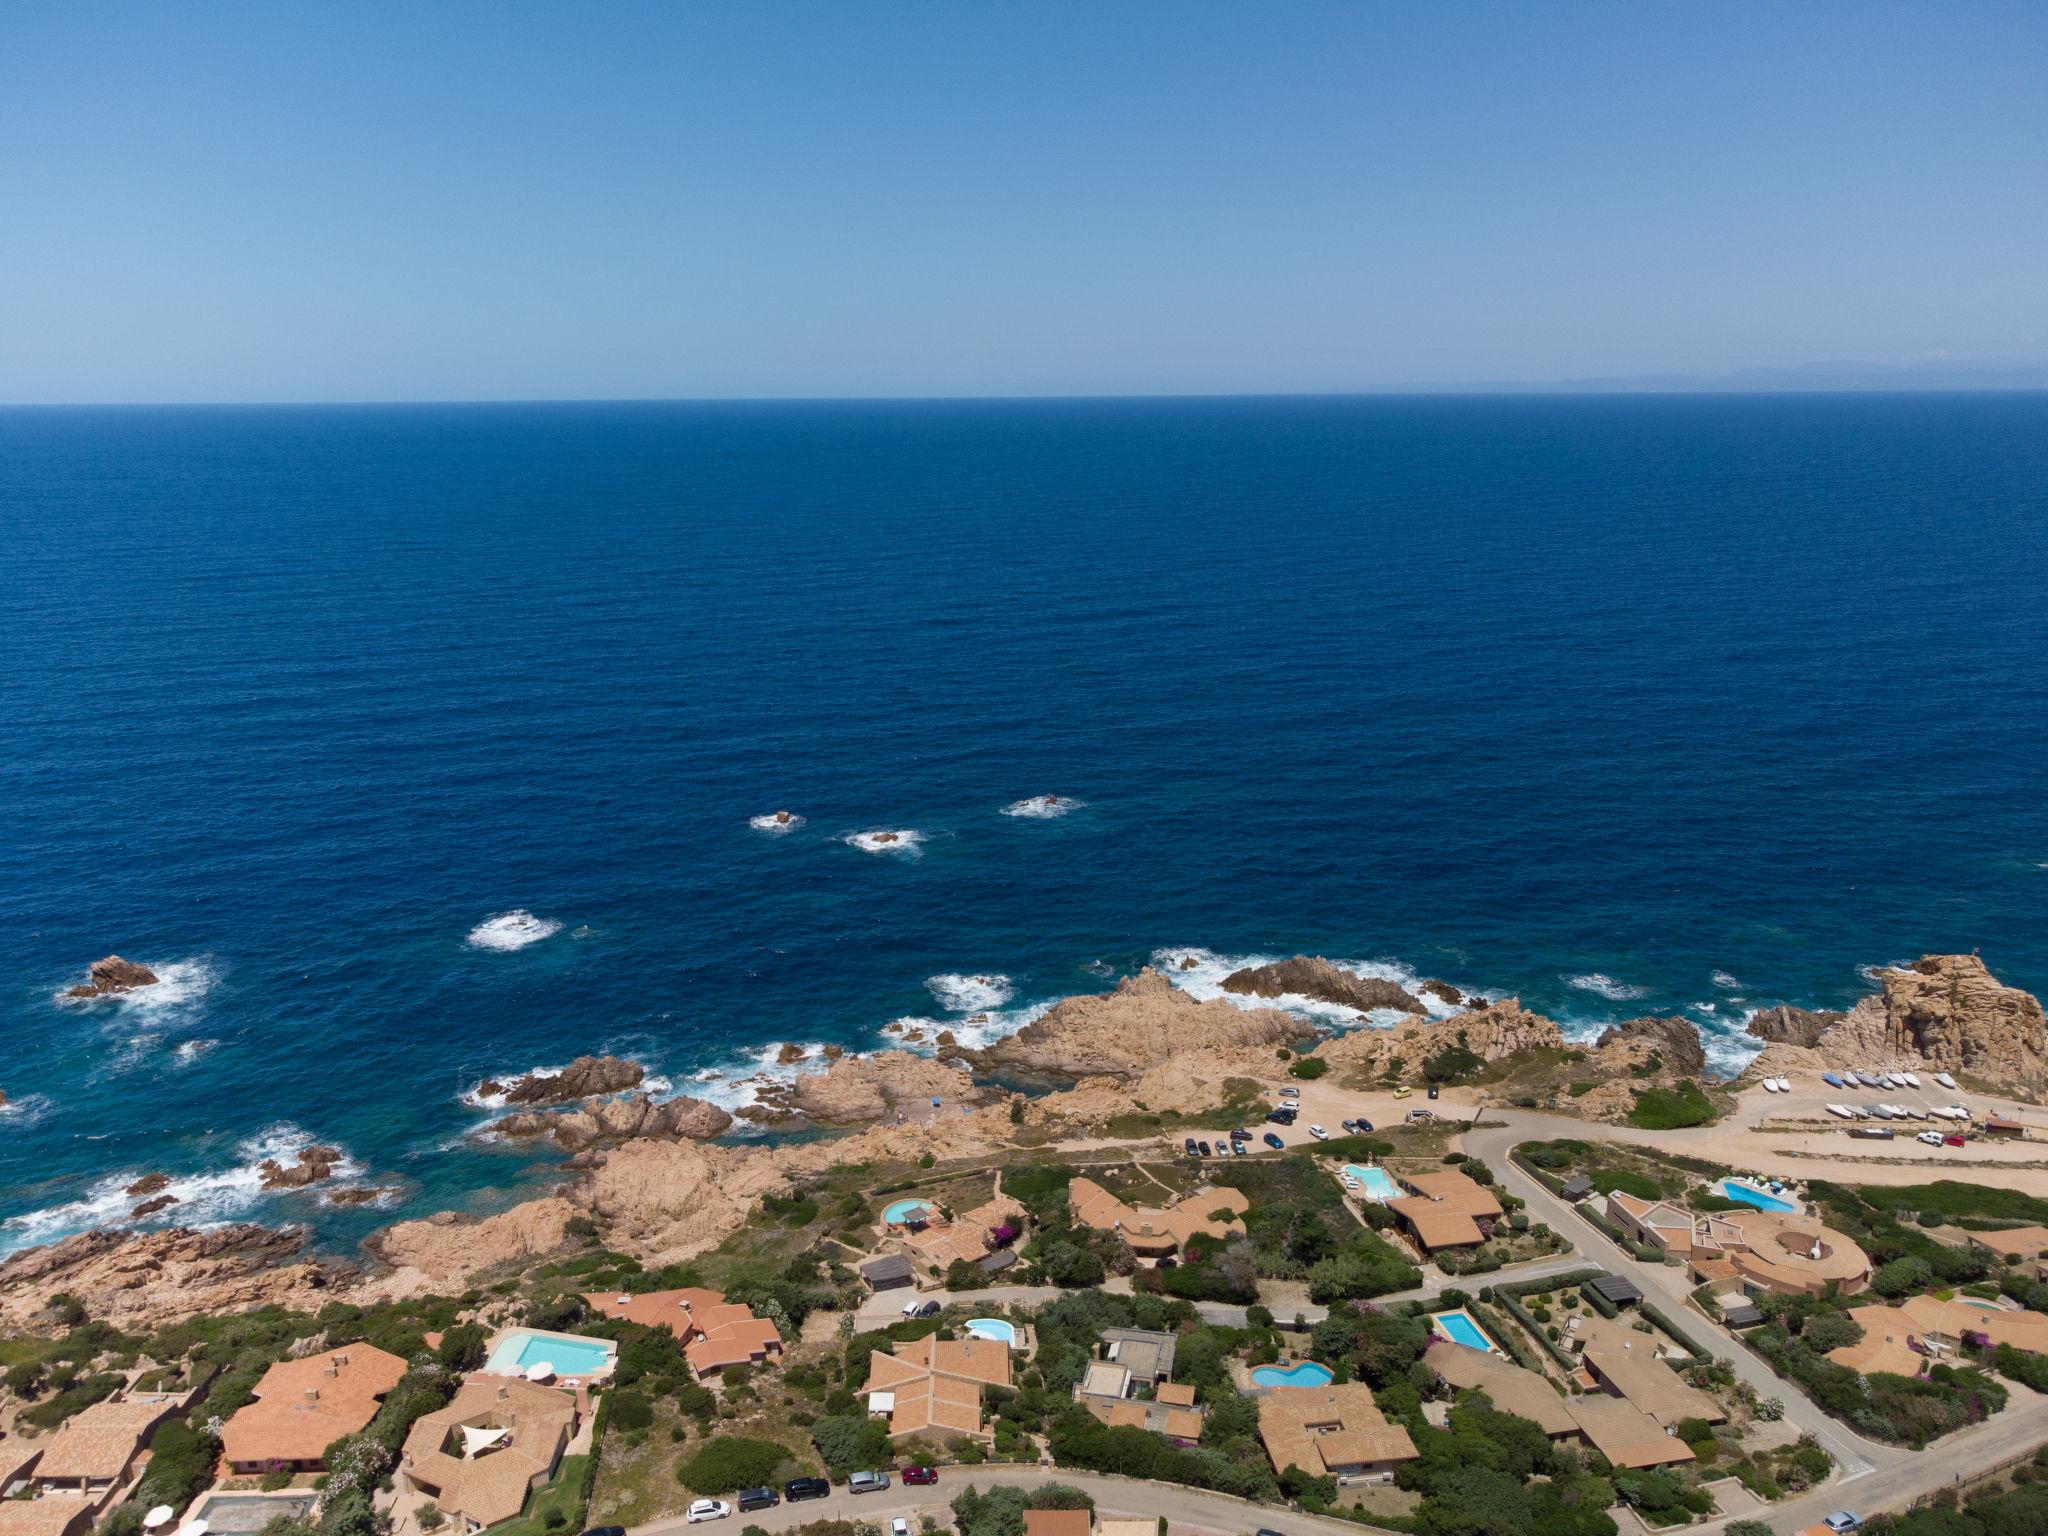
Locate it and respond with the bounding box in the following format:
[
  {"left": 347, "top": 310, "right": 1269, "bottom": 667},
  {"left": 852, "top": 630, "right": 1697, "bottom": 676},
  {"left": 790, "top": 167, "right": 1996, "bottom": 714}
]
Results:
[{"left": 304, "top": 1388, "right": 320, "bottom": 1402}]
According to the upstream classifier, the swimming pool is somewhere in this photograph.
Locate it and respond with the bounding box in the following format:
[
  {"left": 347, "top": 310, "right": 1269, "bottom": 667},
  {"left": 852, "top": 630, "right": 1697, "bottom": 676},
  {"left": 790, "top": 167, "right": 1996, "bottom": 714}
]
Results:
[
  {"left": 966, "top": 1318, "right": 1017, "bottom": 1346},
  {"left": 1430, "top": 1310, "right": 1495, "bottom": 1352},
  {"left": 882, "top": 1198, "right": 934, "bottom": 1224},
  {"left": 485, "top": 1327, "right": 617, "bottom": 1379},
  {"left": 1251, "top": 1360, "right": 1334, "bottom": 1388},
  {"left": 191, "top": 1495, "right": 317, "bottom": 1536},
  {"left": 1720, "top": 1179, "right": 1797, "bottom": 1213},
  {"left": 1342, "top": 1164, "right": 1401, "bottom": 1201}
]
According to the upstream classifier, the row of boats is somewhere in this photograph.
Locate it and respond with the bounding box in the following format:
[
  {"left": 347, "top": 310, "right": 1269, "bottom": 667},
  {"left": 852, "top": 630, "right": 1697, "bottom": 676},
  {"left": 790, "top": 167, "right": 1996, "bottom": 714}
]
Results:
[
  {"left": 1823, "top": 1101, "right": 1972, "bottom": 1122},
  {"left": 1824, "top": 1068, "right": 1959, "bottom": 1091}
]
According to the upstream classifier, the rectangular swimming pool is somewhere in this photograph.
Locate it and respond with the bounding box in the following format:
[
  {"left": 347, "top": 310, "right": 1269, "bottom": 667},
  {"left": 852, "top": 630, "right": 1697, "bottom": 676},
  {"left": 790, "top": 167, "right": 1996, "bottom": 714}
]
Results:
[
  {"left": 485, "top": 1327, "right": 617, "bottom": 1378},
  {"left": 1430, "top": 1309, "right": 1495, "bottom": 1352},
  {"left": 191, "top": 1495, "right": 318, "bottom": 1536},
  {"left": 1720, "top": 1179, "right": 1797, "bottom": 1213}
]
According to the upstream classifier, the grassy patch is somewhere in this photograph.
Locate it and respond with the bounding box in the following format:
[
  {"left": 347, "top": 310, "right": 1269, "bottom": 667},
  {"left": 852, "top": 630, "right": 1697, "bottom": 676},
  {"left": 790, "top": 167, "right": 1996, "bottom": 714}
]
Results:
[
  {"left": 1627, "top": 1081, "right": 1715, "bottom": 1130},
  {"left": 1853, "top": 1182, "right": 2048, "bottom": 1230}
]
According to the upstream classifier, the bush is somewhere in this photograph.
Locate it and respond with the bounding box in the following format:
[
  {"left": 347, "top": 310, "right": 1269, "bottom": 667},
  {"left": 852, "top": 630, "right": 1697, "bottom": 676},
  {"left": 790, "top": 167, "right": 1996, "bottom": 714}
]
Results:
[
  {"left": 1873, "top": 1257, "right": 1936, "bottom": 1299},
  {"left": 678, "top": 1435, "right": 790, "bottom": 1494},
  {"left": 809, "top": 1414, "right": 891, "bottom": 1477},
  {"left": 607, "top": 1390, "right": 654, "bottom": 1432},
  {"left": 1626, "top": 1082, "right": 1715, "bottom": 1131},
  {"left": 436, "top": 1323, "right": 489, "bottom": 1372},
  {"left": 1802, "top": 1311, "right": 1865, "bottom": 1352},
  {"left": 1288, "top": 1057, "right": 1328, "bottom": 1081}
]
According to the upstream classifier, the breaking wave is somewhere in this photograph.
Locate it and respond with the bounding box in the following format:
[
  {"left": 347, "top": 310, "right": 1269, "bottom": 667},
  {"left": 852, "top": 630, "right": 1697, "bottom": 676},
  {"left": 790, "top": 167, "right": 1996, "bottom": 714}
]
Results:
[
  {"left": 1150, "top": 945, "right": 1464, "bottom": 1025},
  {"left": 466, "top": 910, "right": 562, "bottom": 951},
  {"left": 1712, "top": 971, "right": 1740, "bottom": 990},
  {"left": 1001, "top": 795, "right": 1083, "bottom": 819},
  {"left": 1565, "top": 972, "right": 1649, "bottom": 1002},
  {"left": 0, "top": 1094, "right": 55, "bottom": 1129},
  {"left": 926, "top": 973, "right": 1015, "bottom": 1012},
  {"left": 0, "top": 1124, "right": 358, "bottom": 1256},
  {"left": 845, "top": 830, "right": 923, "bottom": 855}
]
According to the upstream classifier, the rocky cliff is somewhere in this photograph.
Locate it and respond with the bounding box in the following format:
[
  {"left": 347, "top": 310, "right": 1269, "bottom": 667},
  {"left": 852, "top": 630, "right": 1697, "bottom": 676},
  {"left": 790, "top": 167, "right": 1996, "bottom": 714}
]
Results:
[
  {"left": 970, "top": 968, "right": 1314, "bottom": 1079},
  {"left": 1312, "top": 995, "right": 1566, "bottom": 1077},
  {"left": 0, "top": 1224, "right": 331, "bottom": 1331},
  {"left": 365, "top": 1197, "right": 584, "bottom": 1290},
  {"left": 1745, "top": 1005, "right": 1845, "bottom": 1049},
  {"left": 475, "top": 1055, "right": 646, "bottom": 1106},
  {"left": 1591, "top": 1015, "right": 1708, "bottom": 1077},
  {"left": 1220, "top": 956, "right": 1426, "bottom": 1015}
]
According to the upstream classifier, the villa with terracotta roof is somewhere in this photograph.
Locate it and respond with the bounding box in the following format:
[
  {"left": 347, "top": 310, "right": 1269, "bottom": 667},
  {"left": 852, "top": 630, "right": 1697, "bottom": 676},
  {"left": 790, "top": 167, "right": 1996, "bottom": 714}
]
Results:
[
  {"left": 1074, "top": 1332, "right": 1204, "bottom": 1443},
  {"left": 1426, "top": 1340, "right": 1702, "bottom": 1469},
  {"left": 1386, "top": 1170, "right": 1502, "bottom": 1252},
  {"left": 864, "top": 1335, "right": 1011, "bottom": 1442},
  {"left": 1579, "top": 1341, "right": 1723, "bottom": 1428},
  {"left": 27, "top": 1399, "right": 175, "bottom": 1503},
  {"left": 0, "top": 1498, "right": 99, "bottom": 1536},
  {"left": 400, "top": 1375, "right": 577, "bottom": 1533},
  {"left": 1966, "top": 1226, "right": 2048, "bottom": 1264},
  {"left": 1256, "top": 1383, "right": 1416, "bottom": 1482},
  {"left": 1022, "top": 1511, "right": 1092, "bottom": 1536},
  {"left": 1600, "top": 1194, "right": 1870, "bottom": 1297},
  {"left": 1604, "top": 1193, "right": 1698, "bottom": 1255},
  {"left": 1067, "top": 1178, "right": 1248, "bottom": 1259},
  {"left": 1828, "top": 1294, "right": 2048, "bottom": 1375},
  {"left": 1426, "top": 1343, "right": 1576, "bottom": 1436},
  {"left": 583, "top": 1287, "right": 783, "bottom": 1381},
  {"left": 902, "top": 1195, "right": 1028, "bottom": 1273},
  {"left": 1562, "top": 1393, "right": 1694, "bottom": 1470},
  {"left": 221, "top": 1343, "right": 410, "bottom": 1474}
]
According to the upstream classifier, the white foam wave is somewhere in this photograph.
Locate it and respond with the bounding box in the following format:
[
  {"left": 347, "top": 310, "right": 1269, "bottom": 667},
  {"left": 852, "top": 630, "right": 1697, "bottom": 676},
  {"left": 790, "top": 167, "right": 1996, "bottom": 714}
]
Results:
[
  {"left": 1565, "top": 972, "right": 1649, "bottom": 1002},
  {"left": 0, "top": 1094, "right": 55, "bottom": 1129},
  {"left": 1712, "top": 970, "right": 1740, "bottom": 990},
  {"left": 0, "top": 1124, "right": 356, "bottom": 1256},
  {"left": 173, "top": 1039, "right": 219, "bottom": 1065},
  {"left": 1150, "top": 946, "right": 1462, "bottom": 1026},
  {"left": 749, "top": 812, "right": 806, "bottom": 834},
  {"left": 926, "top": 973, "right": 1015, "bottom": 1012},
  {"left": 1857, "top": 959, "right": 1914, "bottom": 987},
  {"left": 846, "top": 830, "right": 923, "bottom": 855},
  {"left": 54, "top": 956, "right": 221, "bottom": 1020},
  {"left": 1001, "top": 795, "right": 1083, "bottom": 819},
  {"left": 686, "top": 1040, "right": 836, "bottom": 1115},
  {"left": 466, "top": 910, "right": 562, "bottom": 951},
  {"left": 884, "top": 998, "right": 1054, "bottom": 1054}
]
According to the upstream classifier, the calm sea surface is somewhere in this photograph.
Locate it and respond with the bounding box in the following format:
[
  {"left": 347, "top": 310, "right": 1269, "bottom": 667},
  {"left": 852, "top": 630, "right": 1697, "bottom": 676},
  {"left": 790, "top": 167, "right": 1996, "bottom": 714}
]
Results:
[{"left": 3, "top": 395, "right": 2045, "bottom": 1252}]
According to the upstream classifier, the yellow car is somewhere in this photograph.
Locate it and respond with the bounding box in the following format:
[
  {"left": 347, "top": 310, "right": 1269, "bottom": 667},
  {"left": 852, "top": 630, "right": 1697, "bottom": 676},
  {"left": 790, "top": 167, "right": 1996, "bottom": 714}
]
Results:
[{"left": 1392, "top": 1085, "right": 1412, "bottom": 1099}]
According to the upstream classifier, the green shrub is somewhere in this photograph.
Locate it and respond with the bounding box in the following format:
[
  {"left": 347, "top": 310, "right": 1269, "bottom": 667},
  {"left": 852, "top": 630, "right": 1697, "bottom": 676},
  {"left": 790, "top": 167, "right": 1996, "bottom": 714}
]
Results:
[
  {"left": 1626, "top": 1082, "right": 1714, "bottom": 1131},
  {"left": 677, "top": 1435, "right": 790, "bottom": 1494}
]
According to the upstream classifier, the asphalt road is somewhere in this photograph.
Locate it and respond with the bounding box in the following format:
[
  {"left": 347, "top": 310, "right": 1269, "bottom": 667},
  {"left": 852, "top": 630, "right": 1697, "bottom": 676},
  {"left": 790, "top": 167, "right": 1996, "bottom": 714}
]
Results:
[{"left": 637, "top": 1465, "right": 1397, "bottom": 1536}]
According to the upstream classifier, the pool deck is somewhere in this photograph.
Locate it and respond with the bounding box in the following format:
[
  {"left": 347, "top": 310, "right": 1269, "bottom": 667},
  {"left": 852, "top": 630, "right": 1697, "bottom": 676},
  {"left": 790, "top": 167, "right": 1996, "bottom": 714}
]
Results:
[{"left": 483, "top": 1325, "right": 619, "bottom": 1382}]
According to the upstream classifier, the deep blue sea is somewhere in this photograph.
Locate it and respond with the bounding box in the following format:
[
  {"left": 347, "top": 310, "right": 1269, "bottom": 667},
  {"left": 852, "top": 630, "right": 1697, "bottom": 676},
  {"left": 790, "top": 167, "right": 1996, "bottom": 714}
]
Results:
[{"left": 4, "top": 395, "right": 2046, "bottom": 1257}]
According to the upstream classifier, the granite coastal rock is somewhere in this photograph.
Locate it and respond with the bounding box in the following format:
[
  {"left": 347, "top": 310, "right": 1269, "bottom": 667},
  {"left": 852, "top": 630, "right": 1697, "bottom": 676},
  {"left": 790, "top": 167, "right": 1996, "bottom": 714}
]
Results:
[
  {"left": 475, "top": 1054, "right": 646, "bottom": 1107},
  {"left": 743, "top": 1050, "right": 981, "bottom": 1125},
  {"left": 1592, "top": 1014, "right": 1708, "bottom": 1077},
  {"left": 494, "top": 1091, "right": 732, "bottom": 1151},
  {"left": 1221, "top": 955, "right": 1426, "bottom": 1015},
  {"left": 258, "top": 1145, "right": 345, "bottom": 1190},
  {"left": 1743, "top": 954, "right": 2048, "bottom": 1088},
  {"left": 1311, "top": 995, "right": 1567, "bottom": 1077},
  {"left": 969, "top": 967, "right": 1315, "bottom": 1079},
  {"left": 64, "top": 956, "right": 159, "bottom": 999},
  {"left": 0, "top": 1224, "right": 330, "bottom": 1331}
]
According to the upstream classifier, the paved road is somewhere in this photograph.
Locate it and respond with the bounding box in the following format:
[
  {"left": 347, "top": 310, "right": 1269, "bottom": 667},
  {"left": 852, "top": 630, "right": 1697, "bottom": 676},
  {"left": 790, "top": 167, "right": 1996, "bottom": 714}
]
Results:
[{"left": 638, "top": 1465, "right": 1396, "bottom": 1536}]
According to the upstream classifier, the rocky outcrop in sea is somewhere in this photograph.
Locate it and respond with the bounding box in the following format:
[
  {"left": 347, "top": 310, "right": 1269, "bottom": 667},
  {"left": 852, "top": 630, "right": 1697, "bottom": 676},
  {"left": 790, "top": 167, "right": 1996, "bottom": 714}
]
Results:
[
  {"left": 475, "top": 1054, "right": 646, "bottom": 1106},
  {"left": 1221, "top": 955, "right": 1426, "bottom": 1015},
  {"left": 494, "top": 1091, "right": 732, "bottom": 1151},
  {"left": 64, "top": 956, "right": 159, "bottom": 999},
  {"left": 742, "top": 1050, "right": 981, "bottom": 1125}
]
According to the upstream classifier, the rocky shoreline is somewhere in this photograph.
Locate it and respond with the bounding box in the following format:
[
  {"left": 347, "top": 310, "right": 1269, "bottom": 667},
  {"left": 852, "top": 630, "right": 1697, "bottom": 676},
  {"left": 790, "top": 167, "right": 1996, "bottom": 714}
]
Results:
[{"left": 7, "top": 948, "right": 2044, "bottom": 1332}]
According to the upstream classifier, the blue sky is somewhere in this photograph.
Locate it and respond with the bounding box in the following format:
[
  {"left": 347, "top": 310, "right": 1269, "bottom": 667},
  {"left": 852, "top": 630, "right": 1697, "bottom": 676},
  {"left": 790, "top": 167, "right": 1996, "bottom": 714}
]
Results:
[{"left": 2, "top": 2, "right": 2043, "bottom": 401}]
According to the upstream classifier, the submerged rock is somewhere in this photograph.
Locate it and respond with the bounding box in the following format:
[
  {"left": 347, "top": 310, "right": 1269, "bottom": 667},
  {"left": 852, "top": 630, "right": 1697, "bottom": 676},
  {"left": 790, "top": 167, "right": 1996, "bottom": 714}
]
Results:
[
  {"left": 1419, "top": 979, "right": 1464, "bottom": 1007},
  {"left": 125, "top": 1172, "right": 172, "bottom": 1198},
  {"left": 258, "top": 1145, "right": 345, "bottom": 1190},
  {"left": 131, "top": 1195, "right": 179, "bottom": 1219},
  {"left": 1222, "top": 955, "right": 1426, "bottom": 1015},
  {"left": 65, "top": 956, "right": 159, "bottom": 999}
]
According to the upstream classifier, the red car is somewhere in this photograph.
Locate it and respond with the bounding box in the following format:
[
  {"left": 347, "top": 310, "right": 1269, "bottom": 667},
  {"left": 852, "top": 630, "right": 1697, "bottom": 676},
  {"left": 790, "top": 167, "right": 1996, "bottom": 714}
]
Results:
[
  {"left": 899, "top": 1467, "right": 938, "bottom": 1486},
  {"left": 1943, "top": 1134, "right": 1966, "bottom": 1147}
]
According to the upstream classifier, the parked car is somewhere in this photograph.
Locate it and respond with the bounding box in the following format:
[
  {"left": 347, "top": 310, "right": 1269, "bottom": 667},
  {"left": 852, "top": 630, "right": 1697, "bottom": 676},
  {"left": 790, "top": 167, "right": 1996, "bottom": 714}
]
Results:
[
  {"left": 1308, "top": 1124, "right": 1330, "bottom": 1140},
  {"left": 1265, "top": 1110, "right": 1291, "bottom": 1125},
  {"left": 900, "top": 1467, "right": 939, "bottom": 1486},
  {"left": 901, "top": 1298, "right": 940, "bottom": 1318},
  {"left": 1427, "top": 1084, "right": 1439, "bottom": 1099},
  {"left": 892, "top": 1521, "right": 911, "bottom": 1536},
  {"left": 1392, "top": 1085, "right": 1412, "bottom": 1099},
  {"left": 1405, "top": 1108, "right": 1434, "bottom": 1123},
  {"left": 1917, "top": 1130, "right": 1945, "bottom": 1146},
  {"left": 1823, "top": 1514, "right": 1862, "bottom": 1534},
  {"left": 736, "top": 1490, "right": 779, "bottom": 1513},
  {"left": 784, "top": 1479, "right": 830, "bottom": 1502},
  {"left": 1263, "top": 1132, "right": 1284, "bottom": 1149},
  {"left": 1229, "top": 1127, "right": 1250, "bottom": 1141},
  {"left": 1944, "top": 1133, "right": 1966, "bottom": 1146},
  {"left": 581, "top": 1527, "right": 627, "bottom": 1536},
  {"left": 1197, "top": 1140, "right": 1212, "bottom": 1156},
  {"left": 686, "top": 1502, "right": 731, "bottom": 1525},
  {"left": 848, "top": 1471, "right": 891, "bottom": 1494},
  {"left": 1353, "top": 1118, "right": 1373, "bottom": 1132},
  {"left": 1279, "top": 1085, "right": 1301, "bottom": 1098},
  {"left": 1183, "top": 1137, "right": 1198, "bottom": 1155}
]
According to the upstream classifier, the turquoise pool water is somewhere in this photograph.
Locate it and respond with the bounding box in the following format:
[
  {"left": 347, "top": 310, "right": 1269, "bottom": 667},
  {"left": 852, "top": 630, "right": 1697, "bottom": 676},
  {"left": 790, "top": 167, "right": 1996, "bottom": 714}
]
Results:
[
  {"left": 1720, "top": 1179, "right": 1797, "bottom": 1213},
  {"left": 486, "top": 1329, "right": 616, "bottom": 1378},
  {"left": 1342, "top": 1164, "right": 1400, "bottom": 1201},
  {"left": 883, "top": 1198, "right": 933, "bottom": 1224},
  {"left": 1431, "top": 1310, "right": 1494, "bottom": 1351},
  {"left": 966, "top": 1318, "right": 1017, "bottom": 1345},
  {"left": 1251, "top": 1360, "right": 1334, "bottom": 1387}
]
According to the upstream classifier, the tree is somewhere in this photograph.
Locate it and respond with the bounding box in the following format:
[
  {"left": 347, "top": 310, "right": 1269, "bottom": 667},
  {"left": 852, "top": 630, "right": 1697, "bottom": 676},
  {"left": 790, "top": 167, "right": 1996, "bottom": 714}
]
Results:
[
  {"left": 1802, "top": 1311, "right": 1865, "bottom": 1352},
  {"left": 808, "top": 1414, "right": 891, "bottom": 1477},
  {"left": 678, "top": 1435, "right": 789, "bottom": 1494},
  {"left": 435, "top": 1324, "right": 488, "bottom": 1372},
  {"left": 1873, "top": 1257, "right": 1935, "bottom": 1299}
]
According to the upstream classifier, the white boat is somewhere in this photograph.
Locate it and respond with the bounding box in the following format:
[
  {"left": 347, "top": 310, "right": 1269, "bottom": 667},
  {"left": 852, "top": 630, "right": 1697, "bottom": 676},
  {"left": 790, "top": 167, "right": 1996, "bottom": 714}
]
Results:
[
  {"left": 1871, "top": 1105, "right": 1896, "bottom": 1120},
  {"left": 1935, "top": 1072, "right": 1958, "bottom": 1090},
  {"left": 1907, "top": 1107, "right": 1930, "bottom": 1120},
  {"left": 1880, "top": 1073, "right": 1902, "bottom": 1089},
  {"left": 1900, "top": 1071, "right": 1922, "bottom": 1088},
  {"left": 1772, "top": 1076, "right": 1791, "bottom": 1092},
  {"left": 1826, "top": 1104, "right": 1854, "bottom": 1119},
  {"left": 1762, "top": 1078, "right": 1782, "bottom": 1093}
]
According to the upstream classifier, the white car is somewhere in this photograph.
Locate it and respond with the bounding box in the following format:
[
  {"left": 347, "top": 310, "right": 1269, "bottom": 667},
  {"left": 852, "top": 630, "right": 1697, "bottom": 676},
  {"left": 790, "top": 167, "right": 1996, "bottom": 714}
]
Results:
[
  {"left": 687, "top": 1501, "right": 732, "bottom": 1524},
  {"left": 1308, "top": 1124, "right": 1329, "bottom": 1140},
  {"left": 1917, "top": 1130, "right": 1945, "bottom": 1146},
  {"left": 892, "top": 1522, "right": 910, "bottom": 1536}
]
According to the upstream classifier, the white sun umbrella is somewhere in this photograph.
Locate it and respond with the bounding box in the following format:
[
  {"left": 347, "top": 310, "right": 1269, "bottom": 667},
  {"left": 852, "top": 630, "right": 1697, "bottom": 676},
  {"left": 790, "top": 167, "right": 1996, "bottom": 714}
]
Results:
[
  {"left": 173, "top": 1520, "right": 208, "bottom": 1536},
  {"left": 143, "top": 1510, "right": 175, "bottom": 1531},
  {"left": 523, "top": 1361, "right": 555, "bottom": 1382}
]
